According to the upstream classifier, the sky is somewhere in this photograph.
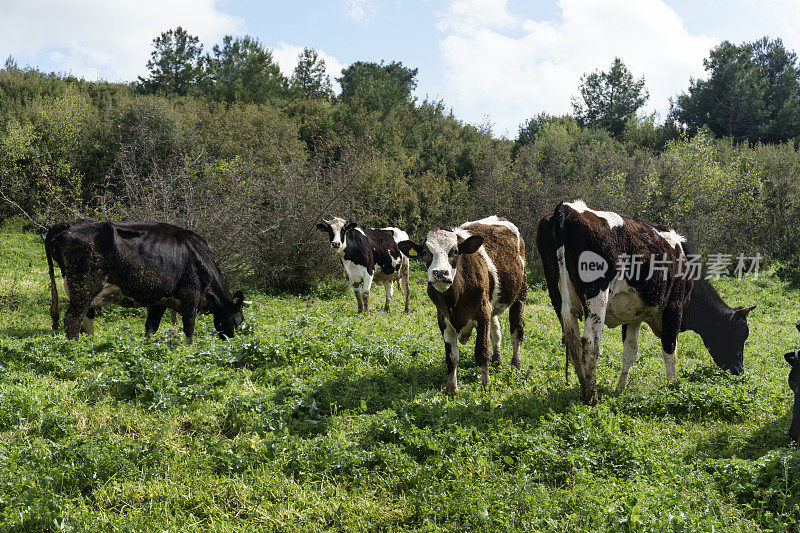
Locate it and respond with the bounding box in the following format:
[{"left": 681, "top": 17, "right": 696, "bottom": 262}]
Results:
[{"left": 2, "top": 0, "right": 800, "bottom": 137}]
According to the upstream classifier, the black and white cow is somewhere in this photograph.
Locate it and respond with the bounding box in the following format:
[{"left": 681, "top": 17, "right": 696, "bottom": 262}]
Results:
[
  {"left": 783, "top": 319, "right": 800, "bottom": 443},
  {"left": 537, "top": 200, "right": 755, "bottom": 405},
  {"left": 398, "top": 216, "right": 527, "bottom": 394},
  {"left": 45, "top": 221, "right": 245, "bottom": 344},
  {"left": 316, "top": 217, "right": 411, "bottom": 315}
]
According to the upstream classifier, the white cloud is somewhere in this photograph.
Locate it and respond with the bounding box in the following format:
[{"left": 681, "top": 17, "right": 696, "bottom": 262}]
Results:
[
  {"left": 342, "top": 0, "right": 378, "bottom": 24},
  {"left": 746, "top": 0, "right": 800, "bottom": 51},
  {"left": 272, "top": 42, "right": 346, "bottom": 93},
  {"left": 437, "top": 0, "right": 717, "bottom": 136},
  {"left": 0, "top": 0, "right": 243, "bottom": 82}
]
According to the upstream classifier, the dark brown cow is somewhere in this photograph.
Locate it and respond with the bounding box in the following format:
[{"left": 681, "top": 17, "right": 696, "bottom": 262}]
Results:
[
  {"left": 783, "top": 319, "right": 800, "bottom": 443},
  {"left": 45, "top": 221, "right": 245, "bottom": 344},
  {"left": 399, "top": 216, "right": 527, "bottom": 394},
  {"left": 537, "top": 200, "right": 754, "bottom": 405}
]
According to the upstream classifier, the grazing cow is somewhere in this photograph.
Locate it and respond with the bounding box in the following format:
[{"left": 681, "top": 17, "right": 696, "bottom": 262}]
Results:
[
  {"left": 45, "top": 221, "right": 245, "bottom": 344},
  {"left": 783, "top": 319, "right": 800, "bottom": 443},
  {"left": 537, "top": 200, "right": 754, "bottom": 405},
  {"left": 398, "top": 216, "right": 527, "bottom": 394},
  {"left": 316, "top": 217, "right": 410, "bottom": 315}
]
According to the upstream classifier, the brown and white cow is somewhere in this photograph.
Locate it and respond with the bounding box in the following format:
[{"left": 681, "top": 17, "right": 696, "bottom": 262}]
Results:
[
  {"left": 537, "top": 200, "right": 755, "bottom": 405},
  {"left": 316, "top": 217, "right": 411, "bottom": 315},
  {"left": 399, "top": 216, "right": 527, "bottom": 394}
]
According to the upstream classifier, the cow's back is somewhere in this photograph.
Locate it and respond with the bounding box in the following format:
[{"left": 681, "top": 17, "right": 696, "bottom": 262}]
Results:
[
  {"left": 457, "top": 217, "right": 526, "bottom": 310},
  {"left": 51, "top": 220, "right": 223, "bottom": 303}
]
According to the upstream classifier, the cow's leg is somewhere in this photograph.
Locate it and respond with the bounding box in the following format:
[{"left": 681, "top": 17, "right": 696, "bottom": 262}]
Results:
[
  {"left": 361, "top": 274, "right": 373, "bottom": 316},
  {"left": 181, "top": 308, "right": 197, "bottom": 345},
  {"left": 64, "top": 295, "right": 94, "bottom": 340},
  {"left": 384, "top": 280, "right": 393, "bottom": 312},
  {"left": 440, "top": 314, "right": 460, "bottom": 395},
  {"left": 353, "top": 287, "right": 364, "bottom": 313},
  {"left": 145, "top": 305, "right": 168, "bottom": 338},
  {"left": 509, "top": 296, "right": 525, "bottom": 369},
  {"left": 616, "top": 322, "right": 641, "bottom": 390},
  {"left": 171, "top": 309, "right": 178, "bottom": 327},
  {"left": 475, "top": 305, "right": 492, "bottom": 390},
  {"left": 81, "top": 307, "right": 96, "bottom": 335},
  {"left": 578, "top": 289, "right": 608, "bottom": 405},
  {"left": 401, "top": 258, "right": 411, "bottom": 314},
  {"left": 560, "top": 308, "right": 583, "bottom": 386},
  {"left": 490, "top": 315, "right": 503, "bottom": 368},
  {"left": 62, "top": 275, "right": 102, "bottom": 340},
  {"left": 660, "top": 307, "right": 682, "bottom": 381}
]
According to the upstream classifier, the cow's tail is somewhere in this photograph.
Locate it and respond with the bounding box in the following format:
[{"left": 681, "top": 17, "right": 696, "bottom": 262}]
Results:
[
  {"left": 537, "top": 203, "right": 572, "bottom": 383},
  {"left": 45, "top": 224, "right": 65, "bottom": 330}
]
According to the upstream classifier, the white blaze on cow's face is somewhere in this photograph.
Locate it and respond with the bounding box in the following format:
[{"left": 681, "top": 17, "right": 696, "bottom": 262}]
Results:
[
  {"left": 424, "top": 230, "right": 460, "bottom": 292},
  {"left": 316, "top": 217, "right": 351, "bottom": 255},
  {"left": 327, "top": 217, "right": 347, "bottom": 253}
]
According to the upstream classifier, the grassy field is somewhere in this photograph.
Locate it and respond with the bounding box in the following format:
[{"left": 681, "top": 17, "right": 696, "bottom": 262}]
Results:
[{"left": 1, "top": 229, "right": 799, "bottom": 531}]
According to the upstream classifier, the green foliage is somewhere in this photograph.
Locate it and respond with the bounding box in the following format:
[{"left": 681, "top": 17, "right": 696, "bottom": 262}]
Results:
[
  {"left": 291, "top": 47, "right": 333, "bottom": 101},
  {"left": 0, "top": 231, "right": 797, "bottom": 529},
  {"left": 572, "top": 57, "right": 649, "bottom": 137},
  {"left": 137, "top": 26, "right": 204, "bottom": 96},
  {"left": 202, "top": 35, "right": 290, "bottom": 104},
  {"left": 672, "top": 37, "right": 800, "bottom": 144},
  {"left": 338, "top": 60, "right": 418, "bottom": 113}
]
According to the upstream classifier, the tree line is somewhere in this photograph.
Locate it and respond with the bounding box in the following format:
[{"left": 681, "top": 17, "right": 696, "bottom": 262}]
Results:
[{"left": 3, "top": 29, "right": 800, "bottom": 290}]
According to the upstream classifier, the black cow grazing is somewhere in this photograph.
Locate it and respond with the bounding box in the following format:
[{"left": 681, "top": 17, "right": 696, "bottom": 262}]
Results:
[
  {"left": 316, "top": 217, "right": 410, "bottom": 315},
  {"left": 537, "top": 200, "right": 754, "bottom": 405},
  {"left": 783, "top": 319, "right": 800, "bottom": 443},
  {"left": 398, "top": 216, "right": 527, "bottom": 395},
  {"left": 45, "top": 221, "right": 245, "bottom": 344}
]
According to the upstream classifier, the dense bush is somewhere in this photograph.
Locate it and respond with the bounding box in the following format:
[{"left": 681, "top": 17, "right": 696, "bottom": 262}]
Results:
[{"left": 4, "top": 66, "right": 800, "bottom": 290}]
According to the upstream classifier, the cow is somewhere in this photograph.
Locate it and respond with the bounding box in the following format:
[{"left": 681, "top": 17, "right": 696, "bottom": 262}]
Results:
[
  {"left": 783, "top": 319, "right": 800, "bottom": 443},
  {"left": 45, "top": 221, "right": 245, "bottom": 344},
  {"left": 537, "top": 200, "right": 755, "bottom": 405},
  {"left": 316, "top": 217, "right": 410, "bottom": 315},
  {"left": 398, "top": 216, "right": 527, "bottom": 395}
]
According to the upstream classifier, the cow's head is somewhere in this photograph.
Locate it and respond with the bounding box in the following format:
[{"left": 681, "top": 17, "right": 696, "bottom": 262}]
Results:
[
  {"left": 398, "top": 229, "right": 484, "bottom": 292},
  {"left": 214, "top": 289, "right": 245, "bottom": 340},
  {"left": 704, "top": 305, "right": 755, "bottom": 375},
  {"left": 785, "top": 319, "right": 800, "bottom": 443},
  {"left": 316, "top": 217, "right": 357, "bottom": 254}
]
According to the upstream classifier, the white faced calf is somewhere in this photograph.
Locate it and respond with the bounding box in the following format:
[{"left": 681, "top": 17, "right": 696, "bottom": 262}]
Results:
[
  {"left": 316, "top": 217, "right": 410, "bottom": 315},
  {"left": 399, "top": 216, "right": 527, "bottom": 394}
]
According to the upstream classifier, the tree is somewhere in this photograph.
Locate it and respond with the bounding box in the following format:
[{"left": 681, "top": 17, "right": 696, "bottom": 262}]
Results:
[
  {"left": 572, "top": 57, "right": 649, "bottom": 137},
  {"left": 337, "top": 61, "right": 418, "bottom": 112},
  {"left": 291, "top": 48, "right": 333, "bottom": 100},
  {"left": 202, "top": 35, "right": 289, "bottom": 104},
  {"left": 671, "top": 37, "right": 800, "bottom": 143},
  {"left": 513, "top": 113, "right": 568, "bottom": 157},
  {"left": 137, "top": 27, "right": 203, "bottom": 96}
]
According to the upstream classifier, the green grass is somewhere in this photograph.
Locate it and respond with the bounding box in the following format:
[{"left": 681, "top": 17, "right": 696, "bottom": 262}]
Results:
[{"left": 1, "top": 229, "right": 800, "bottom": 531}]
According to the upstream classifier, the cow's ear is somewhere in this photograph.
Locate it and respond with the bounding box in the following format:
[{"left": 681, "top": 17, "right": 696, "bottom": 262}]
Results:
[
  {"left": 343, "top": 222, "right": 358, "bottom": 233},
  {"left": 315, "top": 223, "right": 329, "bottom": 232},
  {"left": 398, "top": 240, "right": 422, "bottom": 258},
  {"left": 233, "top": 290, "right": 244, "bottom": 307},
  {"left": 786, "top": 351, "right": 797, "bottom": 366},
  {"left": 733, "top": 305, "right": 756, "bottom": 321},
  {"left": 457, "top": 235, "right": 484, "bottom": 255}
]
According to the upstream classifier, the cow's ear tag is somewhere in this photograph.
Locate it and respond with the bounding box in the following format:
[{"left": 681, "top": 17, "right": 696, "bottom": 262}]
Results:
[{"left": 408, "top": 248, "right": 418, "bottom": 257}]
